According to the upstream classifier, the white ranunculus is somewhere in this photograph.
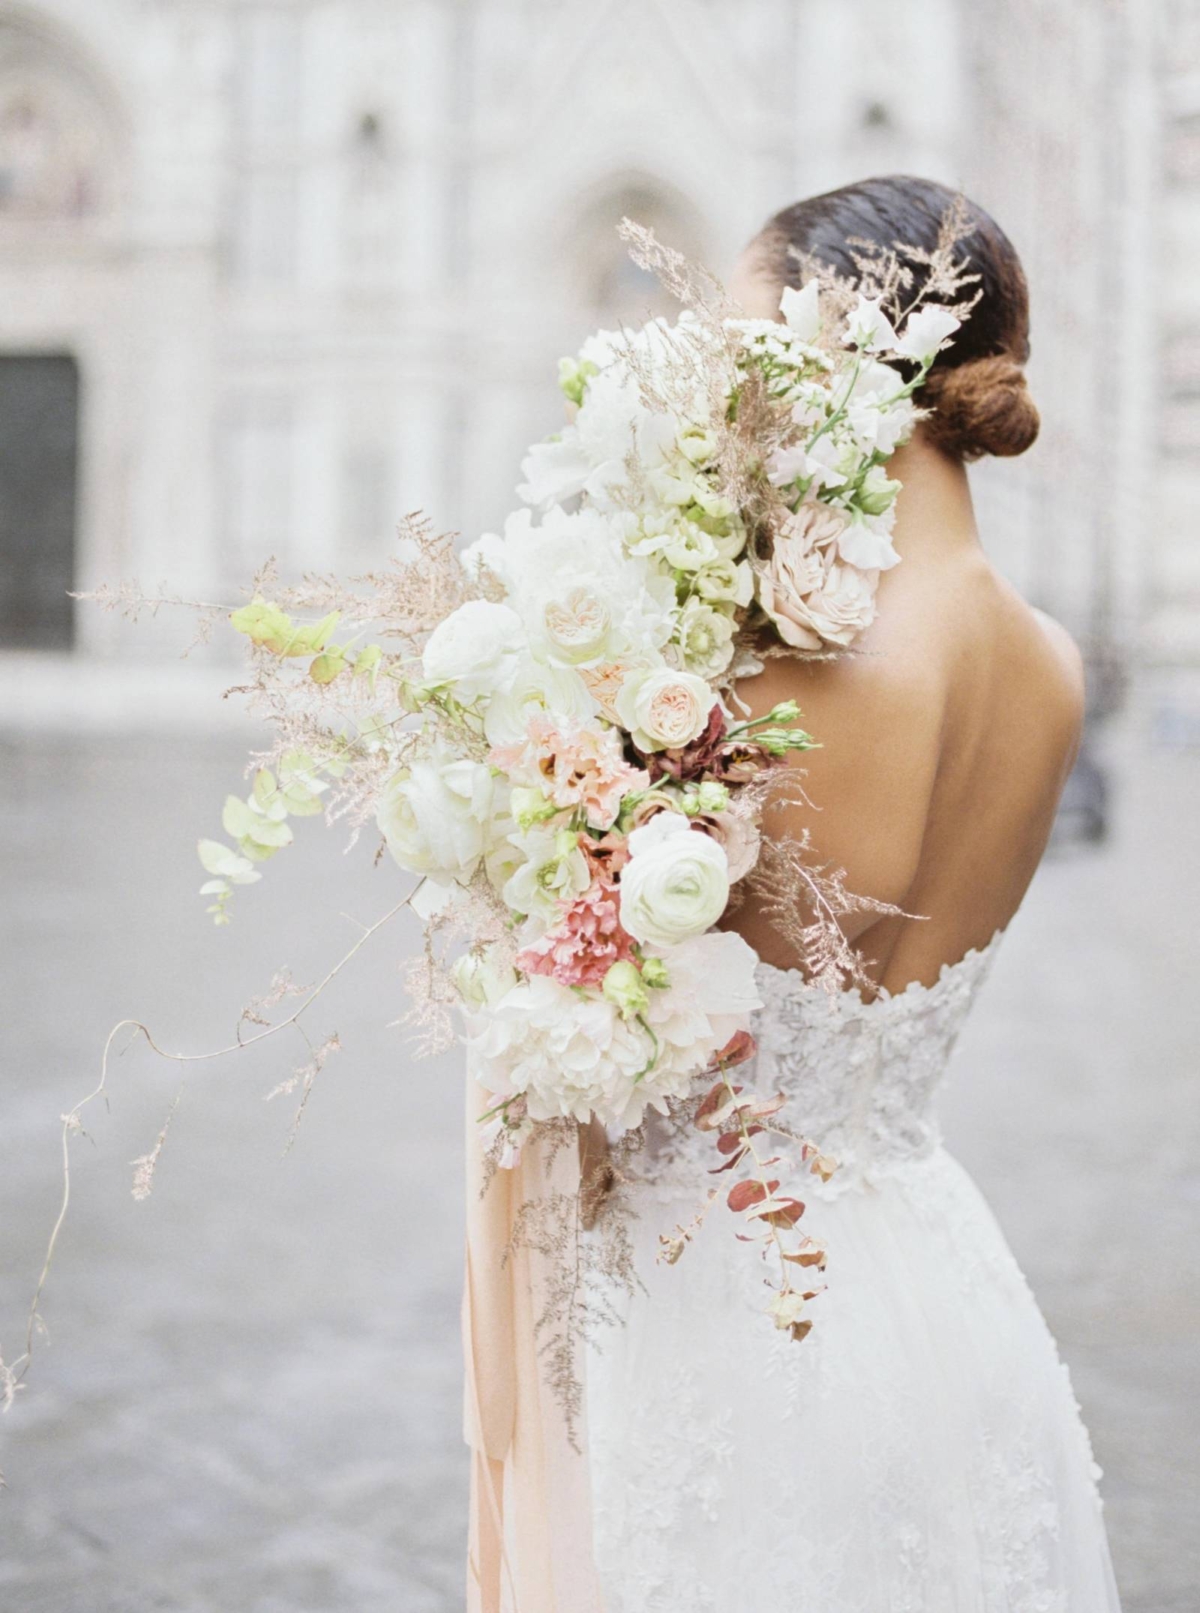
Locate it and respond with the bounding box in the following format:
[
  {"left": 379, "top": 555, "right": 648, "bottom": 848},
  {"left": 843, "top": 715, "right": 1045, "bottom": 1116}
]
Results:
[
  {"left": 837, "top": 514, "right": 900, "bottom": 572},
  {"left": 377, "top": 751, "right": 496, "bottom": 879},
  {"left": 779, "top": 280, "right": 822, "bottom": 342},
  {"left": 619, "top": 811, "right": 730, "bottom": 949},
  {"left": 614, "top": 666, "right": 715, "bottom": 753},
  {"left": 894, "top": 304, "right": 961, "bottom": 364},
  {"left": 844, "top": 294, "right": 899, "bottom": 354},
  {"left": 482, "top": 655, "right": 596, "bottom": 747},
  {"left": 422, "top": 600, "right": 522, "bottom": 701}
]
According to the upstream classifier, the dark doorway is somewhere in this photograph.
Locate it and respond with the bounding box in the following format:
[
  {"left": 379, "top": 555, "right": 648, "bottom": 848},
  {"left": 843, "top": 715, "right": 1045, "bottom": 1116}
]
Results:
[{"left": 0, "top": 353, "right": 80, "bottom": 648}]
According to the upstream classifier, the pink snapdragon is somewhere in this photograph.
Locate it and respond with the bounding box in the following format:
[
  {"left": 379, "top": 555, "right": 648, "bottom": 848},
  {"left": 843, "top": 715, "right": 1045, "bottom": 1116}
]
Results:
[
  {"left": 491, "top": 718, "right": 649, "bottom": 830},
  {"left": 516, "top": 873, "right": 639, "bottom": 989}
]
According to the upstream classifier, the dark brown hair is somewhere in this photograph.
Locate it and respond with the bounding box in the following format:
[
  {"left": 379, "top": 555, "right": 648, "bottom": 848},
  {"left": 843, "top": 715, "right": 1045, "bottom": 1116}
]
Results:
[{"left": 758, "top": 175, "right": 1039, "bottom": 461}]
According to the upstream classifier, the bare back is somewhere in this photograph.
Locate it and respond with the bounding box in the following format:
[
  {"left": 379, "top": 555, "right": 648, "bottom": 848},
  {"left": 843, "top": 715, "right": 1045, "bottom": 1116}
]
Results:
[{"left": 727, "top": 436, "right": 1084, "bottom": 995}]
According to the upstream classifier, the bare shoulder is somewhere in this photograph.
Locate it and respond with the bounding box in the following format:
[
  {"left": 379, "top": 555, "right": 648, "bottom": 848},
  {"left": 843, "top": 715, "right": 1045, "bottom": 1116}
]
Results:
[
  {"left": 1030, "top": 605, "right": 1086, "bottom": 706},
  {"left": 1013, "top": 597, "right": 1087, "bottom": 758}
]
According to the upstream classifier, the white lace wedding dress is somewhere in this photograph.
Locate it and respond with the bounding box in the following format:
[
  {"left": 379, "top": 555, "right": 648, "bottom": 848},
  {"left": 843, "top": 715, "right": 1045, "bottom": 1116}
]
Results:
[{"left": 587, "top": 933, "right": 1122, "bottom": 1611}]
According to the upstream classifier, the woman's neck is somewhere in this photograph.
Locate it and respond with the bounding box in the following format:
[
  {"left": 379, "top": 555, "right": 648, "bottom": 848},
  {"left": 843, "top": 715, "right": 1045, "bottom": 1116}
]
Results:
[{"left": 886, "top": 430, "right": 981, "bottom": 562}]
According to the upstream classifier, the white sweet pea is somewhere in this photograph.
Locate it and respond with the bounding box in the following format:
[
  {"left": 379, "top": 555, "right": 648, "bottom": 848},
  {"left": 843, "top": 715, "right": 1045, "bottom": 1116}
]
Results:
[
  {"left": 619, "top": 811, "right": 731, "bottom": 949},
  {"left": 779, "top": 280, "right": 822, "bottom": 342},
  {"left": 894, "top": 304, "right": 961, "bottom": 364},
  {"left": 845, "top": 294, "right": 899, "bottom": 353},
  {"left": 837, "top": 514, "right": 900, "bottom": 572},
  {"left": 767, "top": 436, "right": 848, "bottom": 492},
  {"left": 615, "top": 666, "right": 715, "bottom": 752},
  {"left": 377, "top": 750, "right": 497, "bottom": 880},
  {"left": 422, "top": 600, "right": 522, "bottom": 701}
]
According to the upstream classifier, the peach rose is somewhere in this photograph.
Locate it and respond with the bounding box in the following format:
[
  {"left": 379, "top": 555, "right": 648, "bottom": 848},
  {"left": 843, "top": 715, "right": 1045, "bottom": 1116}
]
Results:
[{"left": 758, "top": 503, "right": 878, "bottom": 649}]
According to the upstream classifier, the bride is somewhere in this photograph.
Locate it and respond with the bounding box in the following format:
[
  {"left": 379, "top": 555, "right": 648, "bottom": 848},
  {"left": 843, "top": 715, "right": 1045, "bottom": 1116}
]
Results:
[{"left": 580, "top": 177, "right": 1123, "bottom": 1610}]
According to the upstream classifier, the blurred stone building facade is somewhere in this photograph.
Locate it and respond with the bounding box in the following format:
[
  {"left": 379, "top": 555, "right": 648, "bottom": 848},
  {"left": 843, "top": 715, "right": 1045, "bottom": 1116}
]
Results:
[{"left": 0, "top": 0, "right": 1188, "bottom": 719}]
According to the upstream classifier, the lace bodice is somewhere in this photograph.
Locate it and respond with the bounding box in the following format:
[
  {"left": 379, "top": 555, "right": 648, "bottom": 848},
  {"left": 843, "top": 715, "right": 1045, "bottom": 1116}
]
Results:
[
  {"left": 590, "top": 922, "right": 1122, "bottom": 1612},
  {"left": 643, "top": 931, "right": 1003, "bottom": 1199}
]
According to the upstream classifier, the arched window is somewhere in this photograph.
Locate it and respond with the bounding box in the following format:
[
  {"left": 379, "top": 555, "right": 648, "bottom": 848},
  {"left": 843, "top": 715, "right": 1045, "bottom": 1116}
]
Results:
[
  {"left": 568, "top": 179, "right": 709, "bottom": 328},
  {"left": 0, "top": 19, "right": 121, "bottom": 223}
]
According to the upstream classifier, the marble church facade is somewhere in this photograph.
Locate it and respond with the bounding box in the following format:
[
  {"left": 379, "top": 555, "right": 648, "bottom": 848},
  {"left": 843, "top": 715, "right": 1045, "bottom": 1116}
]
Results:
[{"left": 0, "top": 0, "right": 1189, "bottom": 722}]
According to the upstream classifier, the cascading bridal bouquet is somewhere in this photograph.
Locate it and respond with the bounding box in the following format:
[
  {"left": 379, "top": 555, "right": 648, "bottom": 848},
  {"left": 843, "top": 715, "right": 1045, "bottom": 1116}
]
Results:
[
  {"left": 188, "top": 214, "right": 977, "bottom": 1372},
  {"left": 10, "top": 209, "right": 978, "bottom": 1430}
]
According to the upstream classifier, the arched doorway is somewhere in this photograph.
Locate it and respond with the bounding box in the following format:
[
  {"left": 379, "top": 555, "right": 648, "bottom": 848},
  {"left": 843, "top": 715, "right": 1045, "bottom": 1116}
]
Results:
[
  {"left": 0, "top": 351, "right": 78, "bottom": 647},
  {"left": 0, "top": 10, "right": 124, "bottom": 649}
]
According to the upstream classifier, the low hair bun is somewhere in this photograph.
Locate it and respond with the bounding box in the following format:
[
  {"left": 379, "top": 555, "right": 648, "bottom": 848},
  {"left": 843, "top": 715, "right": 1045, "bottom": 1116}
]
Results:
[{"left": 922, "top": 355, "right": 1040, "bottom": 462}]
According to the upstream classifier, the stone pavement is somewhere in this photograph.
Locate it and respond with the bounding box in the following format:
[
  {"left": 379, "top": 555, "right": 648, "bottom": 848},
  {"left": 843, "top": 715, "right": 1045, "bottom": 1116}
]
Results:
[{"left": 0, "top": 725, "right": 1197, "bottom": 1612}]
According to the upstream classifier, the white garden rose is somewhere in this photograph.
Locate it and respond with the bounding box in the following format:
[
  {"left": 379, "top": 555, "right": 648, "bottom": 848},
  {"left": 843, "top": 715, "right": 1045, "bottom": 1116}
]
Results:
[
  {"left": 377, "top": 750, "right": 497, "bottom": 879},
  {"left": 614, "top": 666, "right": 715, "bottom": 753},
  {"left": 422, "top": 600, "right": 522, "bottom": 701},
  {"left": 482, "top": 655, "right": 595, "bottom": 747},
  {"left": 763, "top": 549, "right": 879, "bottom": 650},
  {"left": 502, "top": 506, "right": 675, "bottom": 670},
  {"left": 619, "top": 811, "right": 730, "bottom": 949}
]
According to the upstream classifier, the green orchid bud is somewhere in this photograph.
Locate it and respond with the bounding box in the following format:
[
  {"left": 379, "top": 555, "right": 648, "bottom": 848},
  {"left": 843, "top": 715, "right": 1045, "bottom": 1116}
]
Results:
[{"left": 602, "top": 960, "right": 650, "bottom": 1019}]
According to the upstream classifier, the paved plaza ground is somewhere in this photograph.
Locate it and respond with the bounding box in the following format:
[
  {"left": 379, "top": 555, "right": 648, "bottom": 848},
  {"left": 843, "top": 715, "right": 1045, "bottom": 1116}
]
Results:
[{"left": 0, "top": 720, "right": 1197, "bottom": 1612}]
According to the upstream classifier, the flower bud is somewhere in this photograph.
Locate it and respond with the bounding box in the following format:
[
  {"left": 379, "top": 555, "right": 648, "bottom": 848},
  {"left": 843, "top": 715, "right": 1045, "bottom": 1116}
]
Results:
[{"left": 602, "top": 959, "right": 649, "bottom": 1019}]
